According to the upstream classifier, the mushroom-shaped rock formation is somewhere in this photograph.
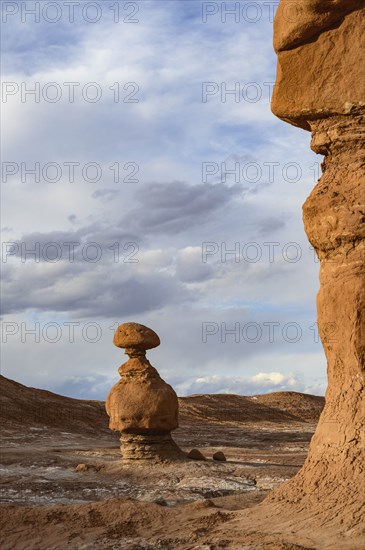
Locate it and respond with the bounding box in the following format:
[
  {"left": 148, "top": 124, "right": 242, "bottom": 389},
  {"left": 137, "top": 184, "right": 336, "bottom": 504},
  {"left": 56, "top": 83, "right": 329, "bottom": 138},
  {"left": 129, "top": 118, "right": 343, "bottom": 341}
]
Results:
[{"left": 106, "top": 323, "right": 184, "bottom": 461}]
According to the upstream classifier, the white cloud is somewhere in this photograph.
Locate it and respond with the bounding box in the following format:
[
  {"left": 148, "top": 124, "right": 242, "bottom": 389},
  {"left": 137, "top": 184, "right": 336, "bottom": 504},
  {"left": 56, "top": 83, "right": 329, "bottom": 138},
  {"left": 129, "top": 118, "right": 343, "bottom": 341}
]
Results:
[{"left": 175, "top": 371, "right": 326, "bottom": 397}]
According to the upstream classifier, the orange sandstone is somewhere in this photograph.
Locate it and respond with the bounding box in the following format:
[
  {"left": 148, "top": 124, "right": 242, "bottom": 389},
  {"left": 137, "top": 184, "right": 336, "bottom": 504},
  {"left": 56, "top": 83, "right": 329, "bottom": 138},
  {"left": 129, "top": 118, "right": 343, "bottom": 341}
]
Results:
[
  {"left": 268, "top": 0, "right": 365, "bottom": 534},
  {"left": 106, "top": 323, "right": 183, "bottom": 461}
]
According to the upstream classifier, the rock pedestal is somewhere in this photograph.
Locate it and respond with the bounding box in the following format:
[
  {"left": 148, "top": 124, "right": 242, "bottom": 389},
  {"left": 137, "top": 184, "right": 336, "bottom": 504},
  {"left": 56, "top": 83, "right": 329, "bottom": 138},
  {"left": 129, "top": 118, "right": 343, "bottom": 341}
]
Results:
[
  {"left": 106, "top": 322, "right": 184, "bottom": 461},
  {"left": 119, "top": 433, "right": 182, "bottom": 461},
  {"left": 269, "top": 0, "right": 365, "bottom": 528}
]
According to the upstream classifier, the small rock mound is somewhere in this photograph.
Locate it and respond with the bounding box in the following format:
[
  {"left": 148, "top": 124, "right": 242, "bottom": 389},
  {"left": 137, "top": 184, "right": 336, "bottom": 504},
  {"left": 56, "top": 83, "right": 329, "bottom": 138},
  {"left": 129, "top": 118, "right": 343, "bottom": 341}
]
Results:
[
  {"left": 75, "top": 463, "right": 103, "bottom": 473},
  {"left": 75, "top": 463, "right": 88, "bottom": 472},
  {"left": 212, "top": 451, "right": 226, "bottom": 461},
  {"left": 187, "top": 449, "right": 206, "bottom": 461}
]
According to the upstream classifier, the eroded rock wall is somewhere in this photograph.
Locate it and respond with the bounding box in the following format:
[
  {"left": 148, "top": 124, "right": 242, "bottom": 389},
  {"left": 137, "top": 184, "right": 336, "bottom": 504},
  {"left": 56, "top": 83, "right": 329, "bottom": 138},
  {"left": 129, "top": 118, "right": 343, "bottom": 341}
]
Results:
[{"left": 270, "top": 0, "right": 365, "bottom": 527}]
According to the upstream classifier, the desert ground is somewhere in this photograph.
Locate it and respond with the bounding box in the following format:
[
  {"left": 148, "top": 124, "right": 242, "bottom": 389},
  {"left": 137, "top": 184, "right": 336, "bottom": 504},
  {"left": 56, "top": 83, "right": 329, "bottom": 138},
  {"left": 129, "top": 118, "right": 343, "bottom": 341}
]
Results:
[{"left": 0, "top": 374, "right": 332, "bottom": 549}]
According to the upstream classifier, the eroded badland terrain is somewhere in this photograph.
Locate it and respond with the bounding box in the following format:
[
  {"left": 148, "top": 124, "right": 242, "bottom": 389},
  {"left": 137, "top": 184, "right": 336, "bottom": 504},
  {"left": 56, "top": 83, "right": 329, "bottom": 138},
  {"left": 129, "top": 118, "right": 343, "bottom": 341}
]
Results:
[{"left": 1, "top": 375, "right": 329, "bottom": 549}]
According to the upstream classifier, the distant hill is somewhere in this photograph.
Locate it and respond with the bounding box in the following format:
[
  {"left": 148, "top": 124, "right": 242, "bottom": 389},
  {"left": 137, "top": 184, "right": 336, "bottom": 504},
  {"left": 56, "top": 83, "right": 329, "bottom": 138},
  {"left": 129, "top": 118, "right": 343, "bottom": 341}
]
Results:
[
  {"left": 248, "top": 391, "right": 324, "bottom": 422},
  {"left": 0, "top": 375, "right": 324, "bottom": 438},
  {"left": 0, "top": 375, "right": 109, "bottom": 435},
  {"left": 179, "top": 392, "right": 324, "bottom": 425}
]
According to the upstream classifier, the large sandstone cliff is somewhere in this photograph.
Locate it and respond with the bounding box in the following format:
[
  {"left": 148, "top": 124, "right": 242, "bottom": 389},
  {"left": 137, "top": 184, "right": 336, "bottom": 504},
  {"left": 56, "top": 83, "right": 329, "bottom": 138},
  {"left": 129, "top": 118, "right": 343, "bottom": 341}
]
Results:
[{"left": 268, "top": 0, "right": 365, "bottom": 537}]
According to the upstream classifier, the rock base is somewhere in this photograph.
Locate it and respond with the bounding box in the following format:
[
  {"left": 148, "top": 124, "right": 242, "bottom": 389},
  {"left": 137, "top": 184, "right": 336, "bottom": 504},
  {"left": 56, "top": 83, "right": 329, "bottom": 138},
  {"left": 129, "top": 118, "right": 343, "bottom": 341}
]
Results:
[{"left": 120, "top": 433, "right": 186, "bottom": 462}]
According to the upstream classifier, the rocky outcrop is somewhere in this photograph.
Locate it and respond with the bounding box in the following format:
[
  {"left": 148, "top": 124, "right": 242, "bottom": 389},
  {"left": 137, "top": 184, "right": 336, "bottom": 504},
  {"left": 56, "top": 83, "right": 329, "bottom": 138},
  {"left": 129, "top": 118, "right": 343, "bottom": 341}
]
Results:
[
  {"left": 106, "top": 323, "right": 184, "bottom": 461},
  {"left": 273, "top": 0, "right": 364, "bottom": 53},
  {"left": 269, "top": 0, "right": 365, "bottom": 534},
  {"left": 272, "top": 2, "right": 365, "bottom": 129}
]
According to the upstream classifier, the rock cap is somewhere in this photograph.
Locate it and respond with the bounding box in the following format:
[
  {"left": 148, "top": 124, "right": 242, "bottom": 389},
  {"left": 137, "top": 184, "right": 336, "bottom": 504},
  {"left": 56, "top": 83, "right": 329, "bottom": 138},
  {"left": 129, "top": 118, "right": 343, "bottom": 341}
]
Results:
[{"left": 113, "top": 322, "right": 160, "bottom": 351}]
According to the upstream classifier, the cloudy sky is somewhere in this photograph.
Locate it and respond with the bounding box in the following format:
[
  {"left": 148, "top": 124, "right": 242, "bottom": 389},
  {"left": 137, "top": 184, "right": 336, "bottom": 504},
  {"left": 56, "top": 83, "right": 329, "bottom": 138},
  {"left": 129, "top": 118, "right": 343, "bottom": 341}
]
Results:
[{"left": 1, "top": 0, "right": 327, "bottom": 399}]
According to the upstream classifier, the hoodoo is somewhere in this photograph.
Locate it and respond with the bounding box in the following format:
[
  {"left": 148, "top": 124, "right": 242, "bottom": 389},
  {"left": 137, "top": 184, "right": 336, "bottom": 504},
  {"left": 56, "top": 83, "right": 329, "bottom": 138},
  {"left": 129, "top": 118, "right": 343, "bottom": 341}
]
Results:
[{"left": 106, "top": 322, "right": 184, "bottom": 461}]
